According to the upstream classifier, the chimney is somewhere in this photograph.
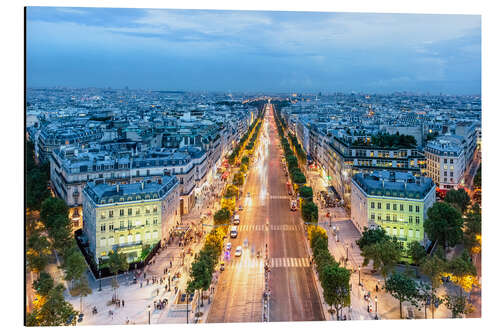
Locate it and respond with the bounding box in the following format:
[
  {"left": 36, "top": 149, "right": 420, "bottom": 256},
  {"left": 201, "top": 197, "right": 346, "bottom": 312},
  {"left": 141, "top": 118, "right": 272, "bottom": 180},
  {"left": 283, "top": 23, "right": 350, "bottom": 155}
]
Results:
[
  {"left": 116, "top": 184, "right": 119, "bottom": 192},
  {"left": 141, "top": 182, "right": 145, "bottom": 190}
]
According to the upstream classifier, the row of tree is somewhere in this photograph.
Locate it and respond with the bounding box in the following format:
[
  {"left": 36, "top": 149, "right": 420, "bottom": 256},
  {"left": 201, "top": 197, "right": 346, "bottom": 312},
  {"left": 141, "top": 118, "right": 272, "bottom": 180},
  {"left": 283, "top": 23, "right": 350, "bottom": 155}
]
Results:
[
  {"left": 309, "top": 226, "right": 350, "bottom": 319},
  {"left": 26, "top": 140, "right": 51, "bottom": 212},
  {"left": 228, "top": 108, "right": 264, "bottom": 165}
]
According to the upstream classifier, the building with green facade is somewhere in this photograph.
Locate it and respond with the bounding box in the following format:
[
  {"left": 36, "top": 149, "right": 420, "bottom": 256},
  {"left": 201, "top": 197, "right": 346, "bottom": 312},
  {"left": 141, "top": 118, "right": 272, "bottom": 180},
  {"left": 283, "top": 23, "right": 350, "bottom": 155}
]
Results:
[
  {"left": 82, "top": 176, "right": 180, "bottom": 264},
  {"left": 351, "top": 171, "right": 435, "bottom": 248}
]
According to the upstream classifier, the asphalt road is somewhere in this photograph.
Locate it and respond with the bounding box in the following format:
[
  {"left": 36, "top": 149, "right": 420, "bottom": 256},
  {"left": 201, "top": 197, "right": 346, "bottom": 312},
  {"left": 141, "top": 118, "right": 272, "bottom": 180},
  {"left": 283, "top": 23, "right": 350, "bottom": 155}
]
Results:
[{"left": 207, "top": 104, "right": 324, "bottom": 323}]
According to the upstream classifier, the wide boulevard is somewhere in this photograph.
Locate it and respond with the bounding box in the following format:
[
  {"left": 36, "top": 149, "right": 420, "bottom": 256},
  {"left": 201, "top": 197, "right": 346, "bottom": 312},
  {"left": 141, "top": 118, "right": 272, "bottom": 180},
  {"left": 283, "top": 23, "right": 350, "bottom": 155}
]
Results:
[{"left": 207, "top": 104, "right": 324, "bottom": 323}]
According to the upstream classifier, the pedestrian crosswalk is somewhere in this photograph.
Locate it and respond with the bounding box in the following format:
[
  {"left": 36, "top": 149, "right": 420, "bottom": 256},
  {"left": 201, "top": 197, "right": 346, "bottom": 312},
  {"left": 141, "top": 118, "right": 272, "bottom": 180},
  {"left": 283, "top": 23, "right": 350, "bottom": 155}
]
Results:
[
  {"left": 224, "top": 257, "right": 311, "bottom": 269},
  {"left": 270, "top": 257, "right": 310, "bottom": 268},
  {"left": 236, "top": 224, "right": 300, "bottom": 232},
  {"left": 268, "top": 195, "right": 290, "bottom": 200}
]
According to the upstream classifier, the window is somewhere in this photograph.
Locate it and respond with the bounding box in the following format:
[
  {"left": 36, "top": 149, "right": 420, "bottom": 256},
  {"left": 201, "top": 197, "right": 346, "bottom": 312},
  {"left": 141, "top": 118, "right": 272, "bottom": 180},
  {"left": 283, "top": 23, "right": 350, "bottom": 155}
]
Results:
[
  {"left": 377, "top": 215, "right": 381, "bottom": 221},
  {"left": 450, "top": 172, "right": 454, "bottom": 177},
  {"left": 400, "top": 228, "right": 405, "bottom": 237},
  {"left": 444, "top": 159, "right": 448, "bottom": 164},
  {"left": 400, "top": 204, "right": 404, "bottom": 211},
  {"left": 444, "top": 177, "right": 447, "bottom": 182},
  {"left": 393, "top": 227, "right": 397, "bottom": 236},
  {"left": 120, "top": 221, "right": 124, "bottom": 229},
  {"left": 416, "top": 230, "right": 421, "bottom": 239},
  {"left": 416, "top": 206, "right": 420, "bottom": 213},
  {"left": 127, "top": 234, "right": 133, "bottom": 243},
  {"left": 153, "top": 207, "right": 158, "bottom": 213},
  {"left": 408, "top": 229, "right": 414, "bottom": 238},
  {"left": 444, "top": 171, "right": 447, "bottom": 177},
  {"left": 450, "top": 159, "right": 454, "bottom": 164},
  {"left": 100, "top": 238, "right": 106, "bottom": 247},
  {"left": 136, "top": 208, "right": 140, "bottom": 215},
  {"left": 409, "top": 216, "right": 413, "bottom": 223},
  {"left": 108, "top": 237, "right": 115, "bottom": 246},
  {"left": 370, "top": 202, "right": 375, "bottom": 209},
  {"left": 386, "top": 203, "right": 390, "bottom": 210},
  {"left": 145, "top": 232, "right": 151, "bottom": 240},
  {"left": 393, "top": 214, "right": 397, "bottom": 222},
  {"left": 101, "top": 224, "right": 106, "bottom": 232},
  {"left": 128, "top": 208, "right": 132, "bottom": 216},
  {"left": 109, "top": 210, "right": 114, "bottom": 218},
  {"left": 371, "top": 214, "right": 375, "bottom": 221},
  {"left": 409, "top": 205, "right": 413, "bottom": 212},
  {"left": 152, "top": 230, "right": 158, "bottom": 239},
  {"left": 444, "top": 165, "right": 448, "bottom": 170},
  {"left": 135, "top": 233, "right": 141, "bottom": 242},
  {"left": 120, "top": 209, "right": 124, "bottom": 216},
  {"left": 128, "top": 220, "right": 132, "bottom": 229},
  {"left": 146, "top": 207, "right": 151, "bottom": 214},
  {"left": 136, "top": 170, "right": 140, "bottom": 176},
  {"left": 386, "top": 227, "right": 391, "bottom": 234},
  {"left": 393, "top": 204, "right": 397, "bottom": 211},
  {"left": 153, "top": 219, "right": 158, "bottom": 225},
  {"left": 386, "top": 215, "right": 390, "bottom": 221},
  {"left": 109, "top": 224, "right": 114, "bottom": 231},
  {"left": 450, "top": 178, "right": 454, "bottom": 182},
  {"left": 146, "top": 219, "right": 149, "bottom": 226},
  {"left": 100, "top": 212, "right": 106, "bottom": 220},
  {"left": 416, "top": 216, "right": 420, "bottom": 224},
  {"left": 377, "top": 202, "right": 381, "bottom": 209},
  {"left": 135, "top": 220, "right": 141, "bottom": 226},
  {"left": 119, "top": 236, "right": 125, "bottom": 244}
]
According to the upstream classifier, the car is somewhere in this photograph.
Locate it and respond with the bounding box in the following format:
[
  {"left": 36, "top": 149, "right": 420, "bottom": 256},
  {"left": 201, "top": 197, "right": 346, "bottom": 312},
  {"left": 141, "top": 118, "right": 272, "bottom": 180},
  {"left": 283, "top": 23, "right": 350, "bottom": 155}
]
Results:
[
  {"left": 233, "top": 214, "right": 240, "bottom": 225},
  {"left": 247, "top": 192, "right": 250, "bottom": 197},
  {"left": 238, "top": 205, "right": 243, "bottom": 211},
  {"left": 220, "top": 262, "right": 225, "bottom": 272},
  {"left": 226, "top": 242, "right": 232, "bottom": 250},
  {"left": 235, "top": 246, "right": 243, "bottom": 257},
  {"left": 230, "top": 226, "right": 238, "bottom": 238}
]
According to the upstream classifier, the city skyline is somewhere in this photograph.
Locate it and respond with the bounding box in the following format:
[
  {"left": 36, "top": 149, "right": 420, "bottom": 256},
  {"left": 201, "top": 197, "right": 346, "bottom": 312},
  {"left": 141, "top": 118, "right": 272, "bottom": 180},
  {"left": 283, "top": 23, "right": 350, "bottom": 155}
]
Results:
[{"left": 26, "top": 7, "right": 481, "bottom": 94}]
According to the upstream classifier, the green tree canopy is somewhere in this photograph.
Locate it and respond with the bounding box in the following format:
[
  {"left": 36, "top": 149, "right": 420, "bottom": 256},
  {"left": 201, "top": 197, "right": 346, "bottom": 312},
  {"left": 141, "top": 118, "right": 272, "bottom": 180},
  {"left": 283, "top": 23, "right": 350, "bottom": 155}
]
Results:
[
  {"left": 232, "top": 172, "right": 244, "bottom": 186},
  {"left": 361, "top": 238, "right": 402, "bottom": 282},
  {"left": 356, "top": 226, "right": 389, "bottom": 250},
  {"left": 320, "top": 264, "right": 351, "bottom": 320},
  {"left": 299, "top": 186, "right": 313, "bottom": 201},
  {"left": 444, "top": 189, "right": 471, "bottom": 214},
  {"left": 301, "top": 200, "right": 318, "bottom": 223},
  {"left": 26, "top": 284, "right": 77, "bottom": 326},
  {"left": 63, "top": 250, "right": 88, "bottom": 289},
  {"left": 40, "top": 197, "right": 69, "bottom": 231},
  {"left": 385, "top": 272, "right": 420, "bottom": 318},
  {"left": 444, "top": 294, "right": 474, "bottom": 318},
  {"left": 424, "top": 202, "right": 463, "bottom": 250},
  {"left": 214, "top": 208, "right": 231, "bottom": 225},
  {"left": 33, "top": 272, "right": 55, "bottom": 297},
  {"left": 408, "top": 241, "right": 427, "bottom": 266}
]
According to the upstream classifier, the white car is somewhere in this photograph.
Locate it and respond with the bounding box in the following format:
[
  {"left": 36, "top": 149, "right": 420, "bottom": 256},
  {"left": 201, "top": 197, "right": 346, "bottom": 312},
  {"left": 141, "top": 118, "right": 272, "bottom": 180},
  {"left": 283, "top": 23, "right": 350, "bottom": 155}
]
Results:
[
  {"left": 226, "top": 242, "right": 232, "bottom": 251},
  {"left": 235, "top": 246, "right": 243, "bottom": 257}
]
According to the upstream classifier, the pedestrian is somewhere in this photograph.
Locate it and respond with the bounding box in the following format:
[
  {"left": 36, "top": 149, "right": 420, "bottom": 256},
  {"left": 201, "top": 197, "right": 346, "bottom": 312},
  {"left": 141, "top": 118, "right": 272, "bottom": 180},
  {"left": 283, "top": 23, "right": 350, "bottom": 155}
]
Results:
[
  {"left": 122, "top": 300, "right": 125, "bottom": 307},
  {"left": 157, "top": 289, "right": 159, "bottom": 296},
  {"left": 140, "top": 282, "right": 143, "bottom": 288}
]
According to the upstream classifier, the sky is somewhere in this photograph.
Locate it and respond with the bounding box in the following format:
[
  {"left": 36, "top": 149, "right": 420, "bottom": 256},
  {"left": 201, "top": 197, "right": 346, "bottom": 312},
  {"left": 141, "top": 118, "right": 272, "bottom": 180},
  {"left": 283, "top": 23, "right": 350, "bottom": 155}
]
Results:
[{"left": 26, "top": 7, "right": 481, "bottom": 94}]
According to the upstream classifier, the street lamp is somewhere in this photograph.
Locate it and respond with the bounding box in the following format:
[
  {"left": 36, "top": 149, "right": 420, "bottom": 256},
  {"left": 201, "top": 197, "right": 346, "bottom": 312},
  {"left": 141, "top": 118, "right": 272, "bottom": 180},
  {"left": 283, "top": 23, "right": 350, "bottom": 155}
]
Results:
[
  {"left": 98, "top": 270, "right": 102, "bottom": 291},
  {"left": 358, "top": 265, "right": 361, "bottom": 286},
  {"left": 375, "top": 296, "right": 378, "bottom": 320},
  {"left": 147, "top": 305, "right": 151, "bottom": 324}
]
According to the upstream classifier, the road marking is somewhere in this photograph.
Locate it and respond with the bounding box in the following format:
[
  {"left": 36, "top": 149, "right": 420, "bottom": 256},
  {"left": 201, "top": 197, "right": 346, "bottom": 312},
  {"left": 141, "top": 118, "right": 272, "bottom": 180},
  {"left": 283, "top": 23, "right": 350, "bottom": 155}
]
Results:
[
  {"left": 269, "top": 257, "right": 310, "bottom": 268},
  {"left": 269, "top": 195, "right": 290, "bottom": 199}
]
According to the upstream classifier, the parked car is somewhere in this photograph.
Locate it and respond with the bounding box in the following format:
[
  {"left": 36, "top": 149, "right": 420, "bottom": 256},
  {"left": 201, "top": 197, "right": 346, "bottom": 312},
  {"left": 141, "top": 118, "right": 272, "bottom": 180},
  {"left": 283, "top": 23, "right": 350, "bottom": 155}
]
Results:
[
  {"left": 235, "top": 246, "right": 243, "bottom": 257},
  {"left": 230, "top": 226, "right": 238, "bottom": 238},
  {"left": 226, "top": 242, "right": 232, "bottom": 250}
]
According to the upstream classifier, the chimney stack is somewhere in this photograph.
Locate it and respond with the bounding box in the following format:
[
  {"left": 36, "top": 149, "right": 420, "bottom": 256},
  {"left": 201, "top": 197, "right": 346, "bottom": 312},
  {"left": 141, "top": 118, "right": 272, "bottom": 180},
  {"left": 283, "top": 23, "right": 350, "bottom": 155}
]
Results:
[
  {"left": 116, "top": 184, "right": 119, "bottom": 192},
  {"left": 141, "top": 182, "right": 145, "bottom": 190}
]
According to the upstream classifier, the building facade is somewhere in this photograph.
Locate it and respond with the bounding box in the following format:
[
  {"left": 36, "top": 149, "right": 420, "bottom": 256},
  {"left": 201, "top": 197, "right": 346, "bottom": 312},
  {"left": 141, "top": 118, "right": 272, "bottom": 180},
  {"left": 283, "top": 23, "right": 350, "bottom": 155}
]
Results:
[
  {"left": 82, "top": 176, "right": 180, "bottom": 264},
  {"left": 351, "top": 171, "right": 435, "bottom": 248}
]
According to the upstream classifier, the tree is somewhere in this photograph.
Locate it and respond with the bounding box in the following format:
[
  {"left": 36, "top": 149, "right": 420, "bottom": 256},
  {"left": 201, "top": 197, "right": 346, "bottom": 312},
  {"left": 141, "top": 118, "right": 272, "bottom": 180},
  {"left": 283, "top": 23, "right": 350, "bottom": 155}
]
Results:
[
  {"left": 292, "top": 170, "right": 306, "bottom": 184},
  {"left": 444, "top": 189, "right": 471, "bottom": 214},
  {"left": 28, "top": 232, "right": 51, "bottom": 254},
  {"left": 107, "top": 251, "right": 128, "bottom": 297},
  {"left": 241, "top": 155, "right": 249, "bottom": 166},
  {"left": 301, "top": 200, "right": 318, "bottom": 223},
  {"left": 473, "top": 165, "right": 481, "bottom": 189},
  {"left": 27, "top": 252, "right": 49, "bottom": 273},
  {"left": 361, "top": 239, "right": 402, "bottom": 283},
  {"left": 321, "top": 263, "right": 351, "bottom": 320},
  {"left": 48, "top": 217, "right": 73, "bottom": 252},
  {"left": 72, "top": 276, "right": 92, "bottom": 313},
  {"left": 420, "top": 254, "right": 446, "bottom": 318},
  {"left": 63, "top": 250, "right": 88, "bottom": 289},
  {"left": 33, "top": 272, "right": 54, "bottom": 297},
  {"left": 299, "top": 186, "right": 313, "bottom": 201},
  {"left": 26, "top": 169, "right": 51, "bottom": 211},
  {"left": 232, "top": 172, "right": 244, "bottom": 186},
  {"left": 27, "top": 232, "right": 51, "bottom": 272},
  {"left": 40, "top": 197, "right": 69, "bottom": 230},
  {"left": 385, "top": 272, "right": 419, "bottom": 318},
  {"left": 424, "top": 202, "right": 463, "bottom": 250},
  {"left": 407, "top": 241, "right": 427, "bottom": 277},
  {"left": 463, "top": 204, "right": 481, "bottom": 254},
  {"left": 214, "top": 208, "right": 231, "bottom": 226},
  {"left": 445, "top": 251, "right": 478, "bottom": 294},
  {"left": 356, "top": 226, "right": 389, "bottom": 250},
  {"left": 26, "top": 284, "right": 77, "bottom": 326},
  {"left": 444, "top": 294, "right": 474, "bottom": 318}
]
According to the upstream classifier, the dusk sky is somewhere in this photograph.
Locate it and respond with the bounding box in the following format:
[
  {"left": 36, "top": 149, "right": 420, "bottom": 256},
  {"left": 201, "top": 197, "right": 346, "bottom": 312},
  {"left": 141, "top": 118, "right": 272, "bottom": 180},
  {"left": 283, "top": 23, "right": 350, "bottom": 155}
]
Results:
[{"left": 26, "top": 7, "right": 481, "bottom": 94}]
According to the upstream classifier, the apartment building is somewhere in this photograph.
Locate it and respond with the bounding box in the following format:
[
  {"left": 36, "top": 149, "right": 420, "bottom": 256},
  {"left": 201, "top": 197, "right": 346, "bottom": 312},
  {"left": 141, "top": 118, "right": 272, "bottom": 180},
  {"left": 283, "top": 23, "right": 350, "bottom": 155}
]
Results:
[{"left": 82, "top": 176, "right": 179, "bottom": 264}]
